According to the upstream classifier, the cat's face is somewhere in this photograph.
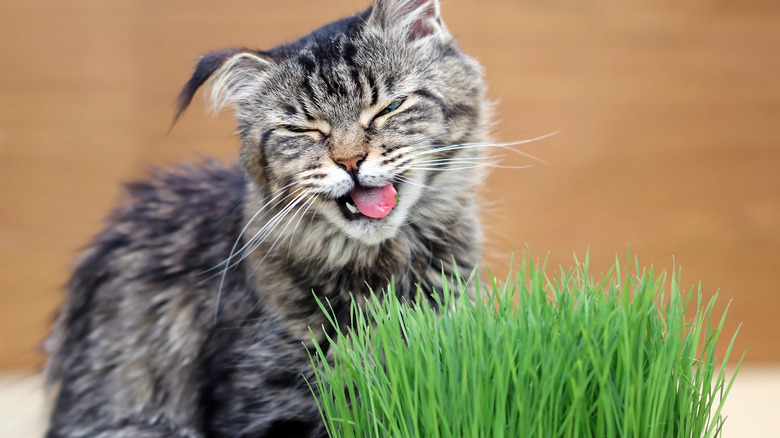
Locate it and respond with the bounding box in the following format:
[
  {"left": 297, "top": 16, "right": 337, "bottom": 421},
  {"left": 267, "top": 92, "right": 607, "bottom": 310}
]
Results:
[{"left": 176, "top": 0, "right": 487, "bottom": 246}]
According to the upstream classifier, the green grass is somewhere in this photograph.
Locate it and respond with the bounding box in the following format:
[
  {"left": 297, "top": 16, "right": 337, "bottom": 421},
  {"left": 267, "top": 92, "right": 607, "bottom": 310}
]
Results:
[{"left": 307, "top": 254, "right": 744, "bottom": 438}]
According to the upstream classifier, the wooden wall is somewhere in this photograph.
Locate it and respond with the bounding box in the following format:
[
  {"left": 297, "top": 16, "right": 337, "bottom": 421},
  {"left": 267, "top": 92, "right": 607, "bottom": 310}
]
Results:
[{"left": 1, "top": 0, "right": 778, "bottom": 369}]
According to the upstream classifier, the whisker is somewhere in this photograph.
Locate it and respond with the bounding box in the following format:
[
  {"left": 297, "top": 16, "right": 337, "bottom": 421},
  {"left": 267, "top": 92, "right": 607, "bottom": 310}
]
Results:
[
  {"left": 413, "top": 132, "right": 558, "bottom": 164},
  {"left": 409, "top": 162, "right": 534, "bottom": 172},
  {"left": 229, "top": 189, "right": 304, "bottom": 264},
  {"left": 413, "top": 155, "right": 506, "bottom": 166},
  {"left": 205, "top": 182, "right": 304, "bottom": 279},
  {"left": 396, "top": 175, "right": 437, "bottom": 192},
  {"left": 404, "top": 127, "right": 474, "bottom": 148},
  {"left": 246, "top": 194, "right": 316, "bottom": 278},
  {"left": 376, "top": 128, "right": 476, "bottom": 162},
  {"left": 408, "top": 163, "right": 533, "bottom": 171},
  {"left": 240, "top": 192, "right": 310, "bottom": 263},
  {"left": 419, "top": 131, "right": 558, "bottom": 151},
  {"left": 407, "top": 166, "right": 485, "bottom": 171},
  {"left": 285, "top": 196, "right": 318, "bottom": 260},
  {"left": 256, "top": 197, "right": 312, "bottom": 264},
  {"left": 415, "top": 143, "right": 543, "bottom": 164},
  {"left": 212, "top": 185, "right": 308, "bottom": 324},
  {"left": 201, "top": 181, "right": 302, "bottom": 276}
]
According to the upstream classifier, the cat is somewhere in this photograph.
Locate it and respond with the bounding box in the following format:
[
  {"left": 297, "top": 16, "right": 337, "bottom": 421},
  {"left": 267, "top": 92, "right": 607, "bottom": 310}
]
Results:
[{"left": 44, "top": 0, "right": 490, "bottom": 436}]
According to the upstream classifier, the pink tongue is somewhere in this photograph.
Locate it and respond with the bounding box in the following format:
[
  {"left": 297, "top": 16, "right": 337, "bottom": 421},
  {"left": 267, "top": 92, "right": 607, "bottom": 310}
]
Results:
[{"left": 350, "top": 184, "right": 398, "bottom": 219}]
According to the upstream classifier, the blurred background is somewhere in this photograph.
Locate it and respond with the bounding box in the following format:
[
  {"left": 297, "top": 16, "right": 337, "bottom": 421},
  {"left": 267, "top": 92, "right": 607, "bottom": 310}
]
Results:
[{"left": 1, "top": 0, "right": 778, "bottom": 435}]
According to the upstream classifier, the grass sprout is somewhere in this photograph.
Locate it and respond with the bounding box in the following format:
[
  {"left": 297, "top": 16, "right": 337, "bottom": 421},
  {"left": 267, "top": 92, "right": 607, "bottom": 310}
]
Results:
[{"left": 307, "top": 253, "right": 744, "bottom": 438}]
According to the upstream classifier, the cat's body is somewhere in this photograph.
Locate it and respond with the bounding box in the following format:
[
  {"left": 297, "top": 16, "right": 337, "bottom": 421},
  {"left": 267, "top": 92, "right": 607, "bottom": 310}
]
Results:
[{"left": 45, "top": 1, "right": 489, "bottom": 437}]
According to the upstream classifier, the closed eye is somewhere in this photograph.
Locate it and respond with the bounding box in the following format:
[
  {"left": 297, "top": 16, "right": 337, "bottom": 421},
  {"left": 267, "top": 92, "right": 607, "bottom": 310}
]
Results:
[
  {"left": 375, "top": 98, "right": 405, "bottom": 119},
  {"left": 282, "top": 125, "right": 318, "bottom": 133}
]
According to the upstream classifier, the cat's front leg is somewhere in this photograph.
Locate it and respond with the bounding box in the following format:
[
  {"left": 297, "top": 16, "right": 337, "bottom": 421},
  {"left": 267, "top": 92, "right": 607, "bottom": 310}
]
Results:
[
  {"left": 47, "top": 425, "right": 203, "bottom": 438},
  {"left": 45, "top": 411, "right": 204, "bottom": 438}
]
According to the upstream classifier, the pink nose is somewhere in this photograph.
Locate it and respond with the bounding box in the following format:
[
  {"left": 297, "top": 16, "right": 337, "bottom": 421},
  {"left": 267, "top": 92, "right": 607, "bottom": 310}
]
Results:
[{"left": 335, "top": 155, "right": 364, "bottom": 173}]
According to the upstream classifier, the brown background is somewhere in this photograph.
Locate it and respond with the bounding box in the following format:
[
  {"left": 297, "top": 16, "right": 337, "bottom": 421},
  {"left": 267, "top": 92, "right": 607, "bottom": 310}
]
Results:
[{"left": 1, "top": 0, "right": 778, "bottom": 370}]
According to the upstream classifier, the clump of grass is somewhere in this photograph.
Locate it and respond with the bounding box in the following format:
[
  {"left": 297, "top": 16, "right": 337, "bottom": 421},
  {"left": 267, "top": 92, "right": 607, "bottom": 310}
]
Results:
[{"left": 308, "top": 254, "right": 743, "bottom": 438}]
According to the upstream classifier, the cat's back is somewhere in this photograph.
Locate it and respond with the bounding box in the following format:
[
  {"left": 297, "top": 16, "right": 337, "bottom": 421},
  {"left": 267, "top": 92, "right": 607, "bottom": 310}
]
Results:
[
  {"left": 46, "top": 161, "right": 249, "bottom": 431},
  {"left": 64, "top": 160, "right": 246, "bottom": 301}
]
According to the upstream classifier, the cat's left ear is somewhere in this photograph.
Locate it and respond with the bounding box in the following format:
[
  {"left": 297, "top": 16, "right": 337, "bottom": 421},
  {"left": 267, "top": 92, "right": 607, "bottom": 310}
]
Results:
[
  {"left": 369, "top": 0, "right": 450, "bottom": 42},
  {"left": 173, "top": 49, "right": 275, "bottom": 125}
]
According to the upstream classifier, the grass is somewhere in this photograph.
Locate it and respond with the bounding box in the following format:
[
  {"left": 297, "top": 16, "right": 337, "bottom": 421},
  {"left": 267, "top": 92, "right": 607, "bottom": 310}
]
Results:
[{"left": 307, "top": 254, "right": 744, "bottom": 438}]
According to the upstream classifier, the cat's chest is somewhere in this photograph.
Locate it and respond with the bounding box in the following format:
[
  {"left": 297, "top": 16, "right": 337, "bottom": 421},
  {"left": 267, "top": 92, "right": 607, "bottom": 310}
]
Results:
[{"left": 203, "top": 309, "right": 323, "bottom": 437}]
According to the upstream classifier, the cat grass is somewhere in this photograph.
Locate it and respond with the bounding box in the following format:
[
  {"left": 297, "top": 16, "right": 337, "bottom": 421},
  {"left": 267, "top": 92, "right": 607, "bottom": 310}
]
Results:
[{"left": 307, "top": 254, "right": 743, "bottom": 438}]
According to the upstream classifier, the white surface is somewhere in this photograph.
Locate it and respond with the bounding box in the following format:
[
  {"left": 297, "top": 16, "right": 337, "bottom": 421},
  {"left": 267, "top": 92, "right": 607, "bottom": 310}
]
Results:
[
  {"left": 0, "top": 372, "right": 46, "bottom": 437},
  {"left": 1, "top": 366, "right": 778, "bottom": 437},
  {"left": 721, "top": 366, "right": 780, "bottom": 437}
]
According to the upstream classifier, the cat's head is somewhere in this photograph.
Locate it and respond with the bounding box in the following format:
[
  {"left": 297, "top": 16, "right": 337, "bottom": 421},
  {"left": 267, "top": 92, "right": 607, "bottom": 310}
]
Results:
[{"left": 176, "top": 0, "right": 488, "bottom": 246}]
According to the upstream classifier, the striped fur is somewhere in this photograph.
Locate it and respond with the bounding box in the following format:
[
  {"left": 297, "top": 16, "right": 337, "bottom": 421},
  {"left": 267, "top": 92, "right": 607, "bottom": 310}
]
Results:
[{"left": 45, "top": 1, "right": 490, "bottom": 437}]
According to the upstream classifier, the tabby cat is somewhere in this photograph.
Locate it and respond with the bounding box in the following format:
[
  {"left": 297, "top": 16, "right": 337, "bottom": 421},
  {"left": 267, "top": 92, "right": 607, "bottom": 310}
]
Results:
[{"left": 45, "top": 0, "right": 489, "bottom": 436}]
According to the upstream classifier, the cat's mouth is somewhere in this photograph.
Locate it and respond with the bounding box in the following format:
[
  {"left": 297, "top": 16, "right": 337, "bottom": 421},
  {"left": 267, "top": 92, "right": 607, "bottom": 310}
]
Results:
[{"left": 336, "top": 183, "right": 398, "bottom": 221}]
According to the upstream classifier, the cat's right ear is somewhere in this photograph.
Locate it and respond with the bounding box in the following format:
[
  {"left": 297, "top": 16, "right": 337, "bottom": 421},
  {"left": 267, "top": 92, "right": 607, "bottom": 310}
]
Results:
[
  {"left": 172, "top": 49, "right": 274, "bottom": 125},
  {"left": 369, "top": 0, "right": 449, "bottom": 43}
]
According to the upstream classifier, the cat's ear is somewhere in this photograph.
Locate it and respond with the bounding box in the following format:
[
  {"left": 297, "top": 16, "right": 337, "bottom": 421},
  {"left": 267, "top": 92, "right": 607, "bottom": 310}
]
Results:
[
  {"left": 173, "top": 49, "right": 274, "bottom": 125},
  {"left": 369, "top": 0, "right": 449, "bottom": 42}
]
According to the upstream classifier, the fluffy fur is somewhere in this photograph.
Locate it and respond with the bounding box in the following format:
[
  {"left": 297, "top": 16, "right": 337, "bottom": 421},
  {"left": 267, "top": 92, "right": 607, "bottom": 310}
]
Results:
[{"left": 45, "top": 0, "right": 490, "bottom": 436}]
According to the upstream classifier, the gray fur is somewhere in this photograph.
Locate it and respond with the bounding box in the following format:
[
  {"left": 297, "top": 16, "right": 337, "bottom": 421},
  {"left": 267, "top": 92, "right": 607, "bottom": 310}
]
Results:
[{"left": 45, "top": 1, "right": 490, "bottom": 436}]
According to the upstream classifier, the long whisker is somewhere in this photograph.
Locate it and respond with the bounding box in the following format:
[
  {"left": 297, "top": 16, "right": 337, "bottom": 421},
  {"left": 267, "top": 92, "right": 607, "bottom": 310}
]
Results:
[
  {"left": 413, "top": 155, "right": 507, "bottom": 165},
  {"left": 412, "top": 155, "right": 537, "bottom": 170},
  {"left": 212, "top": 186, "right": 308, "bottom": 324},
  {"left": 403, "top": 127, "right": 475, "bottom": 148},
  {"left": 374, "top": 128, "right": 476, "bottom": 162},
  {"left": 415, "top": 144, "right": 541, "bottom": 164},
  {"left": 413, "top": 132, "right": 558, "bottom": 164},
  {"left": 202, "top": 180, "right": 301, "bottom": 277},
  {"left": 256, "top": 197, "right": 312, "bottom": 263},
  {"left": 420, "top": 131, "right": 558, "bottom": 151},
  {"left": 407, "top": 166, "right": 484, "bottom": 171},
  {"left": 284, "top": 196, "right": 318, "bottom": 260},
  {"left": 240, "top": 192, "right": 311, "bottom": 263},
  {"left": 408, "top": 162, "right": 533, "bottom": 172},
  {"left": 226, "top": 188, "right": 305, "bottom": 268},
  {"left": 396, "top": 175, "right": 437, "bottom": 192},
  {"left": 246, "top": 193, "right": 316, "bottom": 279}
]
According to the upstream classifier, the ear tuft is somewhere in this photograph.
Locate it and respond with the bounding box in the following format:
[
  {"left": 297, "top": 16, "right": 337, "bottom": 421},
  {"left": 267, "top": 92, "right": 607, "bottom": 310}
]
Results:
[
  {"left": 172, "top": 49, "right": 273, "bottom": 126},
  {"left": 370, "top": 0, "right": 447, "bottom": 42}
]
